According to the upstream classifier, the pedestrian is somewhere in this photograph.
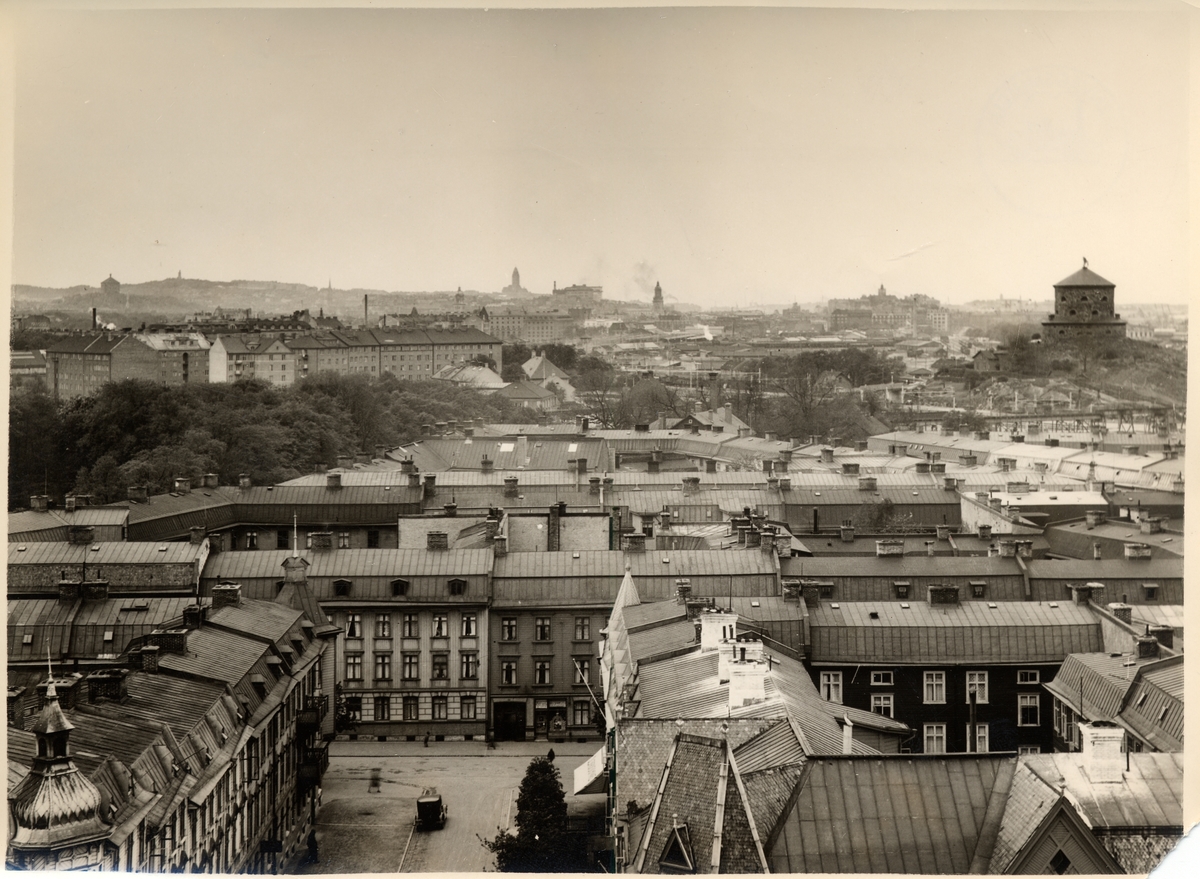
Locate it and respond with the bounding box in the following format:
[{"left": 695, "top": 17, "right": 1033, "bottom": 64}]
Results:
[
  {"left": 369, "top": 767, "right": 381, "bottom": 793},
  {"left": 307, "top": 830, "right": 319, "bottom": 865},
  {"left": 547, "top": 747, "right": 555, "bottom": 762},
  {"left": 424, "top": 732, "right": 430, "bottom": 748}
]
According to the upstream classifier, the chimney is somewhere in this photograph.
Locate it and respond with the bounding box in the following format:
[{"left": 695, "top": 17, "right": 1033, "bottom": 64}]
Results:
[
  {"left": 1136, "top": 630, "right": 1160, "bottom": 659},
  {"left": 1122, "top": 444, "right": 1140, "bottom": 456},
  {"left": 682, "top": 476, "right": 701, "bottom": 494},
  {"left": 767, "top": 476, "right": 780, "bottom": 491},
  {"left": 173, "top": 476, "right": 192, "bottom": 493},
  {"left": 977, "top": 524, "right": 992, "bottom": 540},
  {"left": 858, "top": 476, "right": 877, "bottom": 491},
  {"left": 856, "top": 440, "right": 869, "bottom": 452},
  {"left": 400, "top": 457, "right": 415, "bottom": 474},
  {"left": 779, "top": 476, "right": 792, "bottom": 491},
  {"left": 842, "top": 462, "right": 860, "bottom": 476},
  {"left": 1079, "top": 722, "right": 1127, "bottom": 784},
  {"left": 148, "top": 628, "right": 189, "bottom": 655},
  {"left": 1139, "top": 517, "right": 1163, "bottom": 534},
  {"left": 481, "top": 455, "right": 494, "bottom": 473},
  {"left": 198, "top": 472, "right": 219, "bottom": 489},
  {"left": 576, "top": 457, "right": 588, "bottom": 475},
  {"left": 779, "top": 447, "right": 793, "bottom": 464},
  {"left": 238, "top": 473, "right": 252, "bottom": 489},
  {"left": 590, "top": 476, "right": 602, "bottom": 495},
  {"left": 842, "top": 716, "right": 854, "bottom": 755},
  {"left": 762, "top": 531, "right": 777, "bottom": 554},
  {"left": 647, "top": 459, "right": 661, "bottom": 473},
  {"left": 706, "top": 459, "right": 718, "bottom": 473},
  {"left": 875, "top": 539, "right": 904, "bottom": 558},
  {"left": 336, "top": 455, "right": 354, "bottom": 469},
  {"left": 1123, "top": 542, "right": 1152, "bottom": 560},
  {"left": 959, "top": 453, "right": 978, "bottom": 467},
  {"left": 988, "top": 497, "right": 1002, "bottom": 511},
  {"left": 443, "top": 502, "right": 458, "bottom": 517},
  {"left": 503, "top": 476, "right": 519, "bottom": 498},
  {"left": 82, "top": 580, "right": 109, "bottom": 601},
  {"left": 820, "top": 447, "right": 834, "bottom": 464},
  {"left": 211, "top": 583, "right": 242, "bottom": 609},
  {"left": 675, "top": 578, "right": 692, "bottom": 604},
  {"left": 925, "top": 540, "right": 935, "bottom": 557},
  {"left": 421, "top": 423, "right": 432, "bottom": 435},
  {"left": 310, "top": 531, "right": 333, "bottom": 552},
  {"left": 745, "top": 529, "right": 762, "bottom": 548},
  {"left": 1017, "top": 539, "right": 1034, "bottom": 559},
  {"left": 1069, "top": 581, "right": 1104, "bottom": 605},
  {"left": 327, "top": 472, "right": 342, "bottom": 490},
  {"left": 1093, "top": 542, "right": 1102, "bottom": 560},
  {"left": 1148, "top": 624, "right": 1174, "bottom": 650},
  {"left": 624, "top": 533, "right": 646, "bottom": 553},
  {"left": 189, "top": 526, "right": 206, "bottom": 545},
  {"left": 58, "top": 580, "right": 82, "bottom": 602},
  {"left": 840, "top": 522, "right": 855, "bottom": 542},
  {"left": 423, "top": 474, "right": 437, "bottom": 498},
  {"left": 928, "top": 584, "right": 960, "bottom": 606},
  {"left": 915, "top": 461, "right": 930, "bottom": 474},
  {"left": 998, "top": 540, "right": 1017, "bottom": 558},
  {"left": 930, "top": 461, "right": 947, "bottom": 474},
  {"left": 141, "top": 645, "right": 161, "bottom": 673},
  {"left": 183, "top": 604, "right": 205, "bottom": 629},
  {"left": 126, "top": 485, "right": 148, "bottom": 503},
  {"left": 492, "top": 534, "right": 508, "bottom": 557},
  {"left": 1106, "top": 602, "right": 1132, "bottom": 624},
  {"left": 943, "top": 476, "right": 958, "bottom": 491},
  {"left": 699, "top": 609, "right": 738, "bottom": 653},
  {"left": 1085, "top": 510, "right": 1106, "bottom": 527},
  {"left": 408, "top": 471, "right": 421, "bottom": 488},
  {"left": 728, "top": 654, "right": 767, "bottom": 708},
  {"left": 427, "top": 531, "right": 449, "bottom": 550},
  {"left": 68, "top": 525, "right": 95, "bottom": 545},
  {"left": 86, "top": 669, "right": 129, "bottom": 704},
  {"left": 936, "top": 524, "right": 951, "bottom": 541},
  {"left": 800, "top": 581, "right": 821, "bottom": 607}
]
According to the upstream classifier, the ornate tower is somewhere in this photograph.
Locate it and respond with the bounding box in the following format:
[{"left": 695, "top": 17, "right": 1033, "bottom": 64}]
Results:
[
  {"left": 512, "top": 267, "right": 520, "bottom": 290},
  {"left": 653, "top": 281, "right": 664, "bottom": 313},
  {"left": 8, "top": 675, "right": 108, "bottom": 869}
]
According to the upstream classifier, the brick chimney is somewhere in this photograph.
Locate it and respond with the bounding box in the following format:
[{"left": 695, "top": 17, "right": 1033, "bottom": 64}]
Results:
[
  {"left": 800, "top": 581, "right": 821, "bottom": 607},
  {"left": 492, "top": 534, "right": 507, "bottom": 556},
  {"left": 1085, "top": 510, "right": 1106, "bottom": 527},
  {"left": 427, "top": 531, "right": 449, "bottom": 550},
  {"left": 201, "top": 473, "right": 219, "bottom": 489},
  {"left": 779, "top": 476, "right": 792, "bottom": 491},
  {"left": 423, "top": 474, "right": 437, "bottom": 498},
  {"left": 925, "top": 540, "right": 935, "bottom": 557},
  {"left": 959, "top": 454, "right": 977, "bottom": 466},
  {"left": 915, "top": 461, "right": 930, "bottom": 474},
  {"left": 820, "top": 447, "right": 834, "bottom": 464},
  {"left": 1136, "top": 630, "right": 1160, "bottom": 659},
  {"left": 29, "top": 495, "right": 49, "bottom": 512},
  {"left": 58, "top": 580, "right": 81, "bottom": 602},
  {"left": 336, "top": 455, "right": 354, "bottom": 469},
  {"left": 503, "top": 476, "right": 519, "bottom": 498},
  {"left": 977, "top": 524, "right": 992, "bottom": 540},
  {"left": 127, "top": 485, "right": 149, "bottom": 504},
  {"left": 401, "top": 457, "right": 415, "bottom": 474},
  {"left": 875, "top": 539, "right": 904, "bottom": 558},
  {"left": 998, "top": 540, "right": 1017, "bottom": 558},
  {"left": 928, "top": 584, "right": 960, "bottom": 606},
  {"left": 481, "top": 455, "right": 494, "bottom": 473},
  {"left": 148, "top": 628, "right": 189, "bottom": 655},
  {"left": 211, "top": 583, "right": 242, "bottom": 609},
  {"left": 408, "top": 471, "right": 421, "bottom": 488},
  {"left": 141, "top": 645, "right": 161, "bottom": 673},
  {"left": 1148, "top": 624, "right": 1174, "bottom": 650},
  {"left": 840, "top": 521, "right": 855, "bottom": 542},
  {"left": 858, "top": 476, "right": 877, "bottom": 491},
  {"left": 183, "top": 604, "right": 206, "bottom": 629},
  {"left": 86, "top": 669, "right": 129, "bottom": 703},
  {"left": 682, "top": 476, "right": 701, "bottom": 494},
  {"left": 624, "top": 533, "right": 646, "bottom": 552},
  {"left": 1139, "top": 517, "right": 1163, "bottom": 534},
  {"left": 1069, "top": 581, "right": 1104, "bottom": 605},
  {"left": 189, "top": 526, "right": 206, "bottom": 545},
  {"left": 841, "top": 462, "right": 860, "bottom": 476},
  {"left": 936, "top": 524, "right": 951, "bottom": 540},
  {"left": 1124, "top": 542, "right": 1152, "bottom": 560},
  {"left": 1106, "top": 602, "right": 1132, "bottom": 624},
  {"left": 82, "top": 580, "right": 109, "bottom": 601},
  {"left": 327, "top": 472, "right": 342, "bottom": 490},
  {"left": 1093, "top": 542, "right": 1102, "bottom": 560},
  {"left": 238, "top": 473, "right": 252, "bottom": 489},
  {"left": 68, "top": 525, "right": 95, "bottom": 545},
  {"left": 943, "top": 476, "right": 958, "bottom": 491},
  {"left": 173, "top": 476, "right": 192, "bottom": 493}
]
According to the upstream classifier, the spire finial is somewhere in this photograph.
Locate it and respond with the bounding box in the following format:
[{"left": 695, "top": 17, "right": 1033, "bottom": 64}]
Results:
[
  {"left": 1083, "top": 257, "right": 1088, "bottom": 269},
  {"left": 293, "top": 513, "right": 299, "bottom": 559}
]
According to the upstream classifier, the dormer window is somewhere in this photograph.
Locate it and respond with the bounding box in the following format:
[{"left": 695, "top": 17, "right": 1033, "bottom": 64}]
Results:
[
  {"left": 391, "top": 578, "right": 410, "bottom": 597},
  {"left": 659, "top": 822, "right": 695, "bottom": 874},
  {"left": 970, "top": 581, "right": 986, "bottom": 599},
  {"left": 334, "top": 579, "right": 352, "bottom": 597},
  {"left": 893, "top": 581, "right": 910, "bottom": 599},
  {"left": 1142, "top": 583, "right": 1159, "bottom": 602},
  {"left": 448, "top": 578, "right": 467, "bottom": 596}
]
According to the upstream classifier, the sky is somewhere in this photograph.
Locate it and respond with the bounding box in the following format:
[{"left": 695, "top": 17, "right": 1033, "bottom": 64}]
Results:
[{"left": 7, "top": 3, "right": 1195, "bottom": 308}]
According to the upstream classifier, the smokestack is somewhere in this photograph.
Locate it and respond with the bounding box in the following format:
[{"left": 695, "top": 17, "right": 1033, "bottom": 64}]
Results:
[
  {"left": 92, "top": 307, "right": 97, "bottom": 330},
  {"left": 364, "top": 293, "right": 368, "bottom": 327}
]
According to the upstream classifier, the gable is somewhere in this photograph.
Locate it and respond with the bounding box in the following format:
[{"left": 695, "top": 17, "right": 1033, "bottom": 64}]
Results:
[{"left": 1006, "top": 799, "right": 1122, "bottom": 875}]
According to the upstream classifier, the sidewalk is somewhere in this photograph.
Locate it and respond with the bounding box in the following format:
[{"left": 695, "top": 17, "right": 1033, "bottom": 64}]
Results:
[{"left": 329, "top": 738, "right": 602, "bottom": 759}]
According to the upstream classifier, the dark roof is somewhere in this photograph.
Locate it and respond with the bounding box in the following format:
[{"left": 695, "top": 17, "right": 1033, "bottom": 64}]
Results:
[
  {"left": 1024, "top": 557, "right": 1183, "bottom": 581},
  {"left": 1054, "top": 266, "right": 1115, "bottom": 287},
  {"left": 768, "top": 755, "right": 1018, "bottom": 874}
]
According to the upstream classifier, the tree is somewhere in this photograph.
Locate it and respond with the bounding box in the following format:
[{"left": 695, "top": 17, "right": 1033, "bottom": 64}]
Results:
[
  {"left": 481, "top": 757, "right": 587, "bottom": 872},
  {"left": 540, "top": 343, "right": 578, "bottom": 373},
  {"left": 502, "top": 343, "right": 533, "bottom": 382}
]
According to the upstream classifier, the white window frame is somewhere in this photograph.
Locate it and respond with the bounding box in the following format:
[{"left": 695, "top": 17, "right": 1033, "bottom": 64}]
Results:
[
  {"left": 924, "top": 723, "right": 946, "bottom": 754},
  {"left": 870, "top": 671, "right": 893, "bottom": 686},
  {"left": 1018, "top": 669, "right": 1040, "bottom": 685},
  {"left": 820, "top": 671, "right": 843, "bottom": 704},
  {"left": 1018, "top": 745, "right": 1041, "bottom": 756},
  {"left": 966, "top": 671, "right": 989, "bottom": 704},
  {"left": 1018, "top": 694, "right": 1040, "bottom": 727},
  {"left": 924, "top": 671, "right": 946, "bottom": 704},
  {"left": 871, "top": 694, "right": 893, "bottom": 718},
  {"left": 967, "top": 722, "right": 989, "bottom": 753}
]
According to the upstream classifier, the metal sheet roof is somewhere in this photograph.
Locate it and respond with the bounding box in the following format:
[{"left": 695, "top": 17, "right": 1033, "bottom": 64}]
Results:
[
  {"left": 1024, "top": 557, "right": 1183, "bottom": 580},
  {"left": 493, "top": 549, "right": 777, "bottom": 579},
  {"left": 202, "top": 548, "right": 494, "bottom": 581},
  {"left": 780, "top": 555, "right": 1021, "bottom": 578},
  {"left": 8, "top": 541, "right": 205, "bottom": 566}
]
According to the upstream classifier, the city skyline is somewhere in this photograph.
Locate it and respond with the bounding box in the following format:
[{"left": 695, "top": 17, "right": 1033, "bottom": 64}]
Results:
[{"left": 9, "top": 5, "right": 1193, "bottom": 307}]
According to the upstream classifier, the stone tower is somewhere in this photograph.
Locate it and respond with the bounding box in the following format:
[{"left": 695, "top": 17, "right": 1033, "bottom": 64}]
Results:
[
  {"left": 653, "top": 281, "right": 664, "bottom": 313},
  {"left": 1041, "top": 260, "right": 1126, "bottom": 343}
]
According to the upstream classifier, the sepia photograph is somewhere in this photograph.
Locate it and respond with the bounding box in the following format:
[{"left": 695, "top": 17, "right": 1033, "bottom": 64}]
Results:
[{"left": 5, "top": 1, "right": 1194, "bottom": 874}]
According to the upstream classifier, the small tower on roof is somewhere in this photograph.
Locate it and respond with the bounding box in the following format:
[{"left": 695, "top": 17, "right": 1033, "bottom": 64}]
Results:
[{"left": 8, "top": 670, "right": 108, "bottom": 869}]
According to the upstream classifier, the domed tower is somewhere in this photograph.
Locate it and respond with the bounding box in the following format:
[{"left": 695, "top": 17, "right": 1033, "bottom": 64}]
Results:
[
  {"left": 653, "top": 281, "right": 664, "bottom": 313},
  {"left": 8, "top": 674, "right": 108, "bottom": 869}
]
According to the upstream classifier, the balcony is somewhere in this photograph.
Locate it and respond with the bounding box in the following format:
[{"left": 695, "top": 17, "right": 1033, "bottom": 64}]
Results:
[
  {"left": 297, "top": 694, "right": 328, "bottom": 737},
  {"left": 298, "top": 741, "right": 330, "bottom": 792}
]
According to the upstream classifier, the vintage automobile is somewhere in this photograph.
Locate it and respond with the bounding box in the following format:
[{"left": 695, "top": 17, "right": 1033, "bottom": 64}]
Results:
[{"left": 415, "top": 788, "right": 447, "bottom": 830}]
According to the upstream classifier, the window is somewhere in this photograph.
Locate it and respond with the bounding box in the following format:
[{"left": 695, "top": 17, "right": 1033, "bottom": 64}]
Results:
[
  {"left": 346, "top": 613, "right": 362, "bottom": 638},
  {"left": 432, "top": 614, "right": 448, "bottom": 637},
  {"left": 535, "top": 617, "right": 552, "bottom": 641},
  {"left": 966, "top": 671, "right": 989, "bottom": 704},
  {"left": 345, "top": 696, "right": 362, "bottom": 722},
  {"left": 924, "top": 723, "right": 946, "bottom": 754},
  {"left": 277, "top": 529, "right": 289, "bottom": 550},
  {"left": 448, "top": 578, "right": 467, "bottom": 596},
  {"left": 502, "top": 618, "right": 517, "bottom": 640},
  {"left": 1054, "top": 698, "right": 1063, "bottom": 736},
  {"left": 460, "top": 696, "right": 477, "bottom": 720},
  {"left": 374, "top": 654, "right": 391, "bottom": 681},
  {"left": 246, "top": 531, "right": 258, "bottom": 550},
  {"left": 460, "top": 653, "right": 479, "bottom": 680},
  {"left": 574, "top": 658, "right": 590, "bottom": 685},
  {"left": 870, "top": 671, "right": 893, "bottom": 686},
  {"left": 402, "top": 614, "right": 418, "bottom": 638},
  {"left": 893, "top": 581, "right": 910, "bottom": 599},
  {"left": 391, "top": 578, "right": 409, "bottom": 597},
  {"left": 1143, "top": 583, "right": 1159, "bottom": 601},
  {"left": 1018, "top": 745, "right": 1041, "bottom": 756},
  {"left": 375, "top": 614, "right": 391, "bottom": 638},
  {"left": 402, "top": 653, "right": 419, "bottom": 680},
  {"left": 1049, "top": 850, "right": 1071, "bottom": 875},
  {"left": 432, "top": 696, "right": 448, "bottom": 720},
  {"left": 871, "top": 694, "right": 894, "bottom": 718},
  {"left": 535, "top": 660, "right": 552, "bottom": 685},
  {"left": 575, "top": 617, "right": 591, "bottom": 640},
  {"left": 338, "top": 532, "right": 350, "bottom": 549},
  {"left": 501, "top": 660, "right": 518, "bottom": 685},
  {"left": 334, "top": 579, "right": 352, "bottom": 597},
  {"left": 1019, "top": 694, "right": 1040, "bottom": 726},
  {"left": 970, "top": 581, "right": 986, "bottom": 599},
  {"left": 967, "top": 723, "right": 989, "bottom": 753},
  {"left": 820, "top": 672, "right": 843, "bottom": 703},
  {"left": 1018, "top": 670, "right": 1040, "bottom": 685},
  {"left": 367, "top": 529, "right": 380, "bottom": 549},
  {"left": 574, "top": 700, "right": 592, "bottom": 726},
  {"left": 373, "top": 695, "right": 390, "bottom": 721},
  {"left": 346, "top": 654, "right": 362, "bottom": 681},
  {"left": 818, "top": 583, "right": 834, "bottom": 600},
  {"left": 403, "top": 696, "right": 418, "bottom": 721},
  {"left": 924, "top": 671, "right": 946, "bottom": 703},
  {"left": 432, "top": 653, "right": 448, "bottom": 680},
  {"left": 461, "top": 614, "right": 477, "bottom": 637}
]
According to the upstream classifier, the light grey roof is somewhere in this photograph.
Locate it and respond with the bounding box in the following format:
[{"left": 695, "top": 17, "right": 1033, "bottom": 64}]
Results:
[{"left": 8, "top": 541, "right": 204, "bottom": 567}]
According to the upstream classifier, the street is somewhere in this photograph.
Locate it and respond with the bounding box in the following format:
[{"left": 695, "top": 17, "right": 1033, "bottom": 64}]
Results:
[{"left": 288, "top": 740, "right": 605, "bottom": 874}]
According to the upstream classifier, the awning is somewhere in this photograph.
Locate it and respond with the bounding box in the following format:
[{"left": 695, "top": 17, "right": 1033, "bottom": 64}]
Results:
[{"left": 573, "top": 744, "right": 609, "bottom": 796}]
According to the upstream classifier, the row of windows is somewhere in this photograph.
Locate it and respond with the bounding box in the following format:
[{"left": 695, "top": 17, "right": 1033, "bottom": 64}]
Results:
[
  {"left": 345, "top": 694, "right": 477, "bottom": 722},
  {"left": 499, "top": 657, "right": 592, "bottom": 686},
  {"left": 821, "top": 669, "right": 1041, "bottom": 705},
  {"left": 346, "top": 651, "right": 480, "bottom": 681},
  {"left": 346, "top": 612, "right": 477, "bottom": 639},
  {"left": 500, "top": 617, "right": 591, "bottom": 641}
]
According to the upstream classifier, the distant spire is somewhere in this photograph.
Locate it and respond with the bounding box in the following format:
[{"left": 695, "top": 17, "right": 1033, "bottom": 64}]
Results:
[{"left": 293, "top": 513, "right": 299, "bottom": 558}]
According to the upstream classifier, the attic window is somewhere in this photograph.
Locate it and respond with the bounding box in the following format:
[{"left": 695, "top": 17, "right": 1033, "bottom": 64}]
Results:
[
  {"left": 448, "top": 578, "right": 467, "bottom": 596},
  {"left": 103, "top": 630, "right": 114, "bottom": 642},
  {"left": 22, "top": 633, "right": 33, "bottom": 645},
  {"left": 893, "top": 581, "right": 910, "bottom": 599},
  {"left": 1137, "top": 692, "right": 1149, "bottom": 708},
  {"left": 391, "top": 578, "right": 409, "bottom": 597},
  {"left": 659, "top": 822, "right": 695, "bottom": 874},
  {"left": 1142, "top": 584, "right": 1159, "bottom": 602},
  {"left": 1158, "top": 706, "right": 1169, "bottom": 722},
  {"left": 333, "top": 579, "right": 352, "bottom": 597},
  {"left": 970, "top": 581, "right": 987, "bottom": 598}
]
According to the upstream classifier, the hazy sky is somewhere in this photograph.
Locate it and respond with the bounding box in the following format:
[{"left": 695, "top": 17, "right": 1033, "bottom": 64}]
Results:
[{"left": 9, "top": 4, "right": 1194, "bottom": 307}]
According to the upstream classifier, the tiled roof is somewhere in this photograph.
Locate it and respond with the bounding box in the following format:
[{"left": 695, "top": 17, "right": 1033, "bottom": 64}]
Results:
[
  {"left": 769, "top": 754, "right": 1018, "bottom": 874},
  {"left": 809, "top": 600, "right": 1102, "bottom": 664}
]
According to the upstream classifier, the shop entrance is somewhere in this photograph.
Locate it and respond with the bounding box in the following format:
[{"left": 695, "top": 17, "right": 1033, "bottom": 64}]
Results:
[{"left": 493, "top": 702, "right": 527, "bottom": 741}]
